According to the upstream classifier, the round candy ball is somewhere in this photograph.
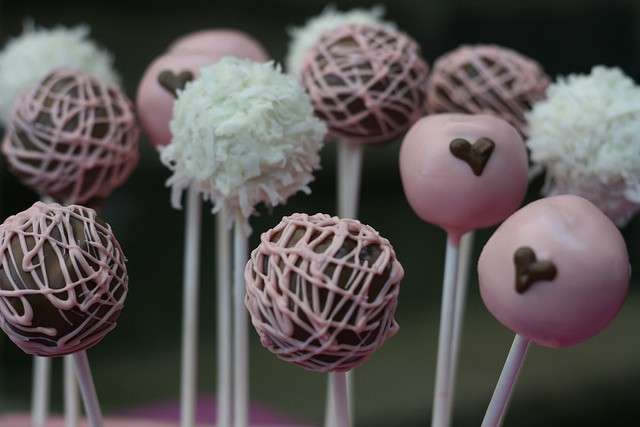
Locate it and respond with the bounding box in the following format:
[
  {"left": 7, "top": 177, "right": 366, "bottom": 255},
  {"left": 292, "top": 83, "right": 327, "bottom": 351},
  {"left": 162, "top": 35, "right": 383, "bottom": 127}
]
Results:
[
  {"left": 169, "top": 29, "right": 268, "bottom": 62},
  {"left": 399, "top": 114, "right": 528, "bottom": 236},
  {"left": 137, "top": 51, "right": 215, "bottom": 147},
  {"left": 245, "top": 213, "right": 404, "bottom": 372},
  {"left": 0, "top": 202, "right": 128, "bottom": 357},
  {"left": 300, "top": 23, "right": 428, "bottom": 144},
  {"left": 2, "top": 68, "right": 140, "bottom": 205},
  {"left": 478, "top": 195, "right": 629, "bottom": 348},
  {"left": 426, "top": 45, "right": 549, "bottom": 136}
]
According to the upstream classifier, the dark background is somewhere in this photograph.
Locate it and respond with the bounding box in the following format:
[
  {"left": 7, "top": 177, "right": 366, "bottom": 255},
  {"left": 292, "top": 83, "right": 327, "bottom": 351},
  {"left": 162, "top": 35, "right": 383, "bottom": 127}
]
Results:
[{"left": 1, "top": 0, "right": 639, "bottom": 426}]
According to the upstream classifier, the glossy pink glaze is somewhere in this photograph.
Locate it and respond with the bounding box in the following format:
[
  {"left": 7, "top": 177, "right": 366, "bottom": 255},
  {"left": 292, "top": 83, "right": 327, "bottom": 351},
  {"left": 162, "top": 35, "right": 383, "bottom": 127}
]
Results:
[
  {"left": 399, "top": 114, "right": 528, "bottom": 236},
  {"left": 169, "top": 29, "right": 269, "bottom": 62},
  {"left": 245, "top": 213, "right": 404, "bottom": 373},
  {"left": 478, "top": 195, "right": 629, "bottom": 348},
  {"left": 136, "top": 52, "right": 219, "bottom": 147}
]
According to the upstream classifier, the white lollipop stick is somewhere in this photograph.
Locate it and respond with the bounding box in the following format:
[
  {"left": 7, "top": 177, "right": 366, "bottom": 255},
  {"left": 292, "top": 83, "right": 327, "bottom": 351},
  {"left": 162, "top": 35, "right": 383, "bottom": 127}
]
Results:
[
  {"left": 180, "top": 186, "right": 202, "bottom": 427},
  {"left": 446, "top": 231, "right": 475, "bottom": 416},
  {"left": 481, "top": 335, "right": 530, "bottom": 427},
  {"left": 72, "top": 350, "right": 104, "bottom": 427},
  {"left": 330, "top": 372, "right": 351, "bottom": 427},
  {"left": 431, "top": 234, "right": 460, "bottom": 427},
  {"left": 326, "top": 141, "right": 363, "bottom": 427},
  {"left": 64, "top": 355, "right": 80, "bottom": 427},
  {"left": 233, "top": 219, "right": 249, "bottom": 427},
  {"left": 216, "top": 211, "right": 232, "bottom": 427},
  {"left": 31, "top": 356, "right": 50, "bottom": 427}
]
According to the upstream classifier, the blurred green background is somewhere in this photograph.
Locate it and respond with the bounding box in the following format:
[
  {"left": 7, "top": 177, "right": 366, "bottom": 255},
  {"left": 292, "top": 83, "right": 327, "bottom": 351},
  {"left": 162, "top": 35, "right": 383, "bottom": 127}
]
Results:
[{"left": 0, "top": 0, "right": 639, "bottom": 426}]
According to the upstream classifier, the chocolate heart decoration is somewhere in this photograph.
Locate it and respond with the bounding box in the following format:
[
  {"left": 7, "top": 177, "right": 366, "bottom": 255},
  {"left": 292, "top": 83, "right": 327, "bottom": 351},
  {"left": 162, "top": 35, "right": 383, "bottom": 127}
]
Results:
[
  {"left": 157, "top": 70, "right": 194, "bottom": 98},
  {"left": 513, "top": 246, "right": 557, "bottom": 294},
  {"left": 449, "top": 137, "right": 495, "bottom": 176}
]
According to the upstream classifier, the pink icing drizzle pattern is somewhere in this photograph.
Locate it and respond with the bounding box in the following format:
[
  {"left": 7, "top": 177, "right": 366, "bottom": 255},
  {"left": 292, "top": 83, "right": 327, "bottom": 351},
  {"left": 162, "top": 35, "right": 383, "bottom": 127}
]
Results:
[
  {"left": 2, "top": 68, "right": 140, "bottom": 205},
  {"left": 0, "top": 202, "right": 128, "bottom": 357},
  {"left": 245, "top": 213, "right": 404, "bottom": 372},
  {"left": 300, "top": 24, "right": 428, "bottom": 144},
  {"left": 426, "top": 45, "right": 549, "bottom": 136}
]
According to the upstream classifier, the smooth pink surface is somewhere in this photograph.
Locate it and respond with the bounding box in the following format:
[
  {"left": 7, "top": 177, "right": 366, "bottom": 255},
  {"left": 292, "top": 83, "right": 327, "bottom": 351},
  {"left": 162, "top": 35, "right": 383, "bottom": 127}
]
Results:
[
  {"left": 136, "top": 52, "right": 219, "bottom": 147},
  {"left": 478, "top": 195, "right": 629, "bottom": 348},
  {"left": 169, "top": 29, "right": 269, "bottom": 63},
  {"left": 399, "top": 114, "right": 528, "bottom": 236}
]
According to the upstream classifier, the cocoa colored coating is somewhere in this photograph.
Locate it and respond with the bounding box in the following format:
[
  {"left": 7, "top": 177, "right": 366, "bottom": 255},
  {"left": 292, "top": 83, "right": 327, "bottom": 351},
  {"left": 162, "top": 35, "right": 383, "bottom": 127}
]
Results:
[
  {"left": 426, "top": 45, "right": 549, "bottom": 136},
  {"left": 0, "top": 202, "right": 128, "bottom": 357},
  {"left": 300, "top": 23, "right": 428, "bottom": 144},
  {"left": 245, "top": 213, "right": 404, "bottom": 373},
  {"left": 1, "top": 68, "right": 140, "bottom": 205}
]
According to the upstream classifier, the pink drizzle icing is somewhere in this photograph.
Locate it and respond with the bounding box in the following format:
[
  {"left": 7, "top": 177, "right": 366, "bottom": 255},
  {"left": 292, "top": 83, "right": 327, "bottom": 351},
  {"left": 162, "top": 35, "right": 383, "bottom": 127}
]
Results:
[
  {"left": 0, "top": 202, "right": 128, "bottom": 357},
  {"left": 300, "top": 24, "right": 429, "bottom": 144},
  {"left": 245, "top": 213, "right": 404, "bottom": 372},
  {"left": 2, "top": 68, "right": 140, "bottom": 204},
  {"left": 426, "top": 45, "right": 549, "bottom": 136}
]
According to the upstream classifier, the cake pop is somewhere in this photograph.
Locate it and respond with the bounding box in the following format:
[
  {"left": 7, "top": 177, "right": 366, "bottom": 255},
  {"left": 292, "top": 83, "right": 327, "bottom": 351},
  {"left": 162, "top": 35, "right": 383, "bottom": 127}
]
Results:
[
  {"left": 426, "top": 45, "right": 549, "bottom": 136},
  {"left": 246, "top": 213, "right": 403, "bottom": 426},
  {"left": 161, "top": 57, "right": 325, "bottom": 427},
  {"left": 0, "top": 23, "right": 119, "bottom": 125},
  {"left": 399, "top": 113, "right": 528, "bottom": 427},
  {"left": 478, "top": 195, "right": 629, "bottom": 426},
  {"left": 137, "top": 29, "right": 269, "bottom": 427},
  {"left": 137, "top": 51, "right": 215, "bottom": 148},
  {"left": 169, "top": 29, "right": 268, "bottom": 62},
  {"left": 0, "top": 202, "right": 129, "bottom": 426},
  {"left": 2, "top": 68, "right": 140, "bottom": 206},
  {"left": 527, "top": 66, "right": 640, "bottom": 227}
]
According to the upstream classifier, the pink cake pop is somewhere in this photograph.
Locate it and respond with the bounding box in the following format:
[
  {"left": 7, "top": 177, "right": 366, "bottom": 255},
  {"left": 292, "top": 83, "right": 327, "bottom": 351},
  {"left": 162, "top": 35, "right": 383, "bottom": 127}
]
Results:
[
  {"left": 136, "top": 51, "right": 217, "bottom": 147},
  {"left": 426, "top": 45, "right": 550, "bottom": 136},
  {"left": 400, "top": 113, "right": 529, "bottom": 237},
  {"left": 300, "top": 23, "right": 428, "bottom": 144},
  {"left": 245, "top": 213, "right": 404, "bottom": 373},
  {"left": 2, "top": 68, "right": 139, "bottom": 206},
  {"left": 478, "top": 195, "right": 629, "bottom": 426},
  {"left": 0, "top": 202, "right": 128, "bottom": 357},
  {"left": 169, "top": 29, "right": 268, "bottom": 62},
  {"left": 479, "top": 195, "right": 629, "bottom": 348}
]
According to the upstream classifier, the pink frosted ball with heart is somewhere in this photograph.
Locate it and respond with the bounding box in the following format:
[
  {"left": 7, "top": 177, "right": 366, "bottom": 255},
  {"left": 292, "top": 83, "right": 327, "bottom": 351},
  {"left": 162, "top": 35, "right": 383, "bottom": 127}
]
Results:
[
  {"left": 478, "top": 195, "right": 629, "bottom": 348},
  {"left": 399, "top": 113, "right": 528, "bottom": 237},
  {"left": 169, "top": 29, "right": 269, "bottom": 63},
  {"left": 136, "top": 51, "right": 218, "bottom": 148}
]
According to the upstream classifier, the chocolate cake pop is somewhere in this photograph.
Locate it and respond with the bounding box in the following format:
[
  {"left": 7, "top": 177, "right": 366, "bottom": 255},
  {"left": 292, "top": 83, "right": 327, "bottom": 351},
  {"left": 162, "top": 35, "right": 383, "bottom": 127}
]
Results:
[
  {"left": 169, "top": 29, "right": 268, "bottom": 62},
  {"left": 400, "top": 114, "right": 529, "bottom": 236},
  {"left": 426, "top": 45, "right": 549, "bottom": 136},
  {"left": 245, "top": 213, "right": 404, "bottom": 372},
  {"left": 0, "top": 23, "right": 119, "bottom": 125},
  {"left": 479, "top": 195, "right": 629, "bottom": 348},
  {"left": 527, "top": 66, "right": 640, "bottom": 226},
  {"left": 2, "top": 68, "right": 140, "bottom": 206},
  {"left": 300, "top": 23, "right": 428, "bottom": 144},
  {"left": 0, "top": 202, "right": 128, "bottom": 357}
]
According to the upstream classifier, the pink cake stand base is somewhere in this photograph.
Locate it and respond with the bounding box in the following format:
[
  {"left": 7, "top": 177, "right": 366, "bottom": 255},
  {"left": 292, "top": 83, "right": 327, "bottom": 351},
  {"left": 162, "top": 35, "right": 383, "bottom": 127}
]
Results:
[{"left": 0, "top": 415, "right": 310, "bottom": 426}]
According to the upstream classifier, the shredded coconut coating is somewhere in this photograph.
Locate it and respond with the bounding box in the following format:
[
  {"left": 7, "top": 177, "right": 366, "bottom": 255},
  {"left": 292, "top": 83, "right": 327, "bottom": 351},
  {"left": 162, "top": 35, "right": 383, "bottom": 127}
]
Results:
[
  {"left": 286, "top": 5, "right": 395, "bottom": 76},
  {"left": 245, "top": 213, "right": 404, "bottom": 372},
  {"left": 0, "top": 202, "right": 128, "bottom": 357},
  {"left": 161, "top": 57, "right": 326, "bottom": 229},
  {"left": 527, "top": 66, "right": 640, "bottom": 226},
  {"left": 0, "top": 23, "right": 120, "bottom": 125}
]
